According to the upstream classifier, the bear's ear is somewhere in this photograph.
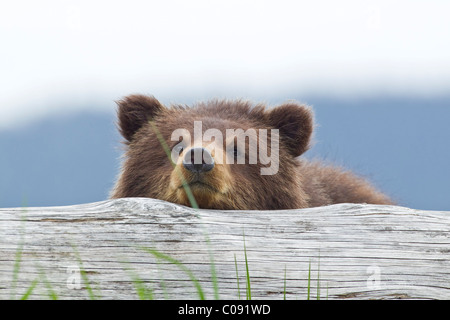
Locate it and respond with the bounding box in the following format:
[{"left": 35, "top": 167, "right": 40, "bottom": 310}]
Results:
[
  {"left": 116, "top": 94, "right": 165, "bottom": 142},
  {"left": 267, "top": 102, "right": 313, "bottom": 157}
]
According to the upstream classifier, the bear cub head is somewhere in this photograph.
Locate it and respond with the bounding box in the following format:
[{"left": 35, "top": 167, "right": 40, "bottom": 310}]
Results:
[{"left": 111, "top": 94, "right": 314, "bottom": 210}]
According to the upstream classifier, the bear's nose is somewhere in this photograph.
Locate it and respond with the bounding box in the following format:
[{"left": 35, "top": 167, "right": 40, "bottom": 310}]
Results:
[{"left": 183, "top": 147, "right": 215, "bottom": 173}]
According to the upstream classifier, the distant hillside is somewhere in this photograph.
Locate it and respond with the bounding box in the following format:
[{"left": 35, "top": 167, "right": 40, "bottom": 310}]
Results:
[
  {"left": 305, "top": 95, "right": 450, "bottom": 211},
  {"left": 0, "top": 111, "right": 121, "bottom": 208},
  {"left": 1, "top": 96, "right": 449, "bottom": 210}
]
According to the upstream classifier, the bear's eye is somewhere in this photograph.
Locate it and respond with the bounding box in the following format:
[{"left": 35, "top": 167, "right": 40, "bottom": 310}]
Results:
[{"left": 172, "top": 144, "right": 184, "bottom": 155}]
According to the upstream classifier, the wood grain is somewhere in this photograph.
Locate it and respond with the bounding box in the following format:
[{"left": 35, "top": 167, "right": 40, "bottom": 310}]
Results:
[{"left": 0, "top": 198, "right": 449, "bottom": 299}]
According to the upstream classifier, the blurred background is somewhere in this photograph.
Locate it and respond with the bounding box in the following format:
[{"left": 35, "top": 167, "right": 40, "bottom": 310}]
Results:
[{"left": 0, "top": 0, "right": 449, "bottom": 210}]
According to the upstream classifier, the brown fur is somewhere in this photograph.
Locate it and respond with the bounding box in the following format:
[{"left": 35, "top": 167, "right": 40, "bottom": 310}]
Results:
[{"left": 111, "top": 95, "right": 393, "bottom": 209}]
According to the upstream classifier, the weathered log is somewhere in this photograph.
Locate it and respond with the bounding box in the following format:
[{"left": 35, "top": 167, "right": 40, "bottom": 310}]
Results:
[{"left": 0, "top": 198, "right": 449, "bottom": 300}]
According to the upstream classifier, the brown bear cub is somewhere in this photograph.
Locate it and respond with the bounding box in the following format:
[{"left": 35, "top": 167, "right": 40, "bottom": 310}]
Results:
[{"left": 111, "top": 94, "right": 393, "bottom": 210}]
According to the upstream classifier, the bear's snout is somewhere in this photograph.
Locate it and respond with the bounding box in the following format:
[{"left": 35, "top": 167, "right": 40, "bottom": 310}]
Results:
[{"left": 182, "top": 147, "right": 215, "bottom": 173}]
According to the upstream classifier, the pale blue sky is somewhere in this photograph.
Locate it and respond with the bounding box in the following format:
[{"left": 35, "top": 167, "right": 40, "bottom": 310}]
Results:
[{"left": 1, "top": 0, "right": 450, "bottom": 129}]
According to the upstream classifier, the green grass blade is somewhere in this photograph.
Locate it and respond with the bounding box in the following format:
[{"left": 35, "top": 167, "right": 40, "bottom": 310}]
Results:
[
  {"left": 131, "top": 274, "right": 154, "bottom": 300},
  {"left": 19, "top": 277, "right": 39, "bottom": 300},
  {"left": 11, "top": 208, "right": 27, "bottom": 300},
  {"left": 307, "top": 260, "right": 311, "bottom": 300},
  {"left": 140, "top": 246, "right": 205, "bottom": 300},
  {"left": 243, "top": 234, "right": 251, "bottom": 300},
  {"left": 11, "top": 237, "right": 24, "bottom": 299},
  {"left": 122, "top": 261, "right": 154, "bottom": 300},
  {"left": 148, "top": 120, "right": 198, "bottom": 209},
  {"left": 71, "top": 245, "right": 99, "bottom": 300},
  {"left": 317, "top": 255, "right": 321, "bottom": 300},
  {"left": 41, "top": 271, "right": 59, "bottom": 300},
  {"left": 155, "top": 258, "right": 169, "bottom": 299},
  {"left": 234, "top": 254, "right": 241, "bottom": 300},
  {"left": 148, "top": 120, "right": 224, "bottom": 299},
  {"left": 79, "top": 266, "right": 97, "bottom": 299}
]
